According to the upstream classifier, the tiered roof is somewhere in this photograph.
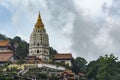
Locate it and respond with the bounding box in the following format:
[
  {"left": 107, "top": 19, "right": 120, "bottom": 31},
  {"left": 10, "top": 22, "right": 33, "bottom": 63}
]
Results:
[
  {"left": 0, "top": 52, "right": 13, "bottom": 62},
  {"left": 55, "top": 53, "right": 73, "bottom": 60},
  {"left": 0, "top": 40, "right": 9, "bottom": 46}
]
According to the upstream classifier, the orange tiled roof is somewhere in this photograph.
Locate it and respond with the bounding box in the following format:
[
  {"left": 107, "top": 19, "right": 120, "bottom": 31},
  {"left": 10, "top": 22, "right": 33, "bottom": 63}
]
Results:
[
  {"left": 0, "top": 40, "right": 9, "bottom": 46},
  {"left": 61, "top": 70, "right": 75, "bottom": 80},
  {"left": 0, "top": 52, "right": 13, "bottom": 62},
  {"left": 55, "top": 53, "right": 73, "bottom": 59}
]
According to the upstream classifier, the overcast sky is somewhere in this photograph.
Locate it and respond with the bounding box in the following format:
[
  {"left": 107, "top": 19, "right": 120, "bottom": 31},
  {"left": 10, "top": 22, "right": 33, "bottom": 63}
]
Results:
[{"left": 0, "top": 0, "right": 120, "bottom": 61}]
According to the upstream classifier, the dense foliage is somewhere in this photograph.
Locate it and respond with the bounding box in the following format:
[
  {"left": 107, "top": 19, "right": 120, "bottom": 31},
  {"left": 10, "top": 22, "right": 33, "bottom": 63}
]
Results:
[
  {"left": 71, "top": 54, "right": 120, "bottom": 80},
  {"left": 10, "top": 36, "right": 29, "bottom": 59},
  {"left": 49, "top": 47, "right": 58, "bottom": 60},
  {"left": 0, "top": 34, "right": 7, "bottom": 40},
  {"left": 72, "top": 57, "right": 87, "bottom": 74},
  {"left": 86, "top": 54, "right": 120, "bottom": 80}
]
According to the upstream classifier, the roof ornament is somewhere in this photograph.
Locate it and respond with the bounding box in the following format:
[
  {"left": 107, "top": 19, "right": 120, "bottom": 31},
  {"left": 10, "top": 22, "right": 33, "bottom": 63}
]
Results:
[{"left": 35, "top": 11, "right": 44, "bottom": 29}]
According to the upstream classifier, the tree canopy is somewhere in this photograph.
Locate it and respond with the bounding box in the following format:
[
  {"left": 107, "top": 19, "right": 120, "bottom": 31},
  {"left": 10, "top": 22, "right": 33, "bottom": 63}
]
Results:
[
  {"left": 49, "top": 47, "right": 58, "bottom": 60},
  {"left": 86, "top": 54, "right": 120, "bottom": 80},
  {"left": 0, "top": 34, "right": 7, "bottom": 41},
  {"left": 72, "top": 57, "right": 87, "bottom": 74},
  {"left": 10, "top": 36, "right": 29, "bottom": 59}
]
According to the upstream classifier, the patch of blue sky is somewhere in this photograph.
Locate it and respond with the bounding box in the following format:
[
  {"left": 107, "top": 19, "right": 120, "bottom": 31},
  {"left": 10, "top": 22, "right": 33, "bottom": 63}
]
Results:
[{"left": 0, "top": 5, "right": 12, "bottom": 25}]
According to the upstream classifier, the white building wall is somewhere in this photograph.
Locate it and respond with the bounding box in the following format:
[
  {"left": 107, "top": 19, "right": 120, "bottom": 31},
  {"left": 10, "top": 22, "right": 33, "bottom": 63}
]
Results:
[{"left": 38, "top": 63, "right": 65, "bottom": 70}]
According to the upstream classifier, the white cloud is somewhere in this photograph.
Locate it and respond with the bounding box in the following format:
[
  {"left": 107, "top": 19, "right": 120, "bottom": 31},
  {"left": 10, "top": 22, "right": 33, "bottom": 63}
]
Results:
[{"left": 94, "top": 26, "right": 112, "bottom": 48}]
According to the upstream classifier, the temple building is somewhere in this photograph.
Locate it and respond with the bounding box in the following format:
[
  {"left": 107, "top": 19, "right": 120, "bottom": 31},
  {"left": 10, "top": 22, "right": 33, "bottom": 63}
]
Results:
[
  {"left": 29, "top": 12, "right": 49, "bottom": 61},
  {"left": 55, "top": 53, "right": 73, "bottom": 66},
  {"left": 0, "top": 40, "right": 14, "bottom": 65}
]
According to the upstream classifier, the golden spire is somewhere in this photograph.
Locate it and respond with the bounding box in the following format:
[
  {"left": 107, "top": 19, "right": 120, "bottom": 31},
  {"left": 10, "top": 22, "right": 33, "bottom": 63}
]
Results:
[
  {"left": 38, "top": 11, "right": 40, "bottom": 18},
  {"left": 35, "top": 11, "right": 44, "bottom": 29}
]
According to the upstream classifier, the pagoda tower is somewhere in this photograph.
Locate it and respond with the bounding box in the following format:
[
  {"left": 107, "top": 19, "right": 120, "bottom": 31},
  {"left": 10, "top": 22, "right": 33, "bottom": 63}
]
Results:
[{"left": 29, "top": 12, "right": 49, "bottom": 61}]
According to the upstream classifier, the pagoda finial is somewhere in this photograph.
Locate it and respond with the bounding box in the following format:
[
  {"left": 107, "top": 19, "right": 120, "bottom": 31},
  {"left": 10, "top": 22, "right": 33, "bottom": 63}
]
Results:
[
  {"left": 35, "top": 11, "right": 44, "bottom": 29},
  {"left": 38, "top": 11, "right": 41, "bottom": 19}
]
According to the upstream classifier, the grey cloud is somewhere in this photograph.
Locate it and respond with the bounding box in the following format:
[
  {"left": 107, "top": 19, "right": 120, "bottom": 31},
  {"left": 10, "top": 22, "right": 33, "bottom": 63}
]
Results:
[
  {"left": 44, "top": 0, "right": 111, "bottom": 61},
  {"left": 102, "top": 0, "right": 120, "bottom": 16},
  {"left": 71, "top": 13, "right": 112, "bottom": 61},
  {"left": 110, "top": 24, "right": 120, "bottom": 52},
  {"left": 45, "top": 0, "right": 75, "bottom": 30},
  {"left": 102, "top": 0, "right": 120, "bottom": 58}
]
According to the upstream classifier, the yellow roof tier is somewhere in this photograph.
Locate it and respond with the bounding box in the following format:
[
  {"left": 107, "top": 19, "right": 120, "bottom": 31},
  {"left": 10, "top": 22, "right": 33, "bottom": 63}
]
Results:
[{"left": 35, "top": 11, "right": 44, "bottom": 29}]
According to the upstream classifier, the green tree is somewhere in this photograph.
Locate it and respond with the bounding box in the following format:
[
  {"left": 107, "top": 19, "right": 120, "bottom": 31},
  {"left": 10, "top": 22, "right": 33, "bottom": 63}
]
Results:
[
  {"left": 86, "top": 61, "right": 98, "bottom": 80},
  {"left": 86, "top": 54, "right": 120, "bottom": 80},
  {"left": 72, "top": 57, "right": 87, "bottom": 74},
  {"left": 96, "top": 54, "right": 119, "bottom": 80},
  {"left": 0, "top": 33, "right": 7, "bottom": 41},
  {"left": 49, "top": 47, "right": 57, "bottom": 61},
  {"left": 10, "top": 36, "right": 29, "bottom": 59},
  {"left": 13, "top": 36, "right": 22, "bottom": 42}
]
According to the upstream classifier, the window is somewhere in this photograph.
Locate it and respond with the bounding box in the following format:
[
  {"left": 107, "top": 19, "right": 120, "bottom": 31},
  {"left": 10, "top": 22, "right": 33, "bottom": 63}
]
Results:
[
  {"left": 44, "top": 58, "right": 47, "bottom": 61},
  {"left": 44, "top": 50, "right": 46, "bottom": 53},
  {"left": 37, "top": 43, "right": 39, "bottom": 46},
  {"left": 37, "top": 50, "right": 39, "bottom": 53}
]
